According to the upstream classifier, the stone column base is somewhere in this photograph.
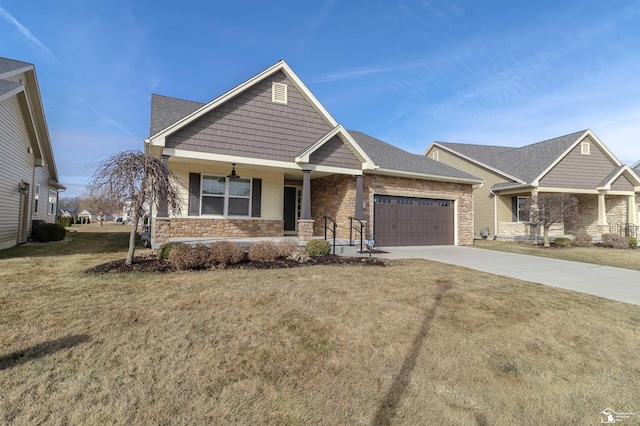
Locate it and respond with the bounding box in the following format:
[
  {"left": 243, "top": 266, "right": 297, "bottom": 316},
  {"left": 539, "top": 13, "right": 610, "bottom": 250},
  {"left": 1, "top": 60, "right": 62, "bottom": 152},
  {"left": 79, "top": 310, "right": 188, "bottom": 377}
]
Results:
[
  {"left": 297, "top": 219, "right": 315, "bottom": 241},
  {"left": 597, "top": 224, "right": 610, "bottom": 239}
]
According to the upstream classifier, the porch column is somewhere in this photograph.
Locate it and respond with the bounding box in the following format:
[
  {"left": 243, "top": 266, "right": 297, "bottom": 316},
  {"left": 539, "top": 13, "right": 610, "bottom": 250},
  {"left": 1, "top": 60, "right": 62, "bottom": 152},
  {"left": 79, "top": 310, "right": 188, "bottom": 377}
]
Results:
[
  {"left": 301, "top": 170, "right": 311, "bottom": 220},
  {"left": 297, "top": 170, "right": 314, "bottom": 241},
  {"left": 597, "top": 191, "right": 608, "bottom": 226},
  {"left": 355, "top": 175, "right": 363, "bottom": 220},
  {"left": 157, "top": 154, "right": 170, "bottom": 217},
  {"left": 629, "top": 194, "right": 637, "bottom": 225}
]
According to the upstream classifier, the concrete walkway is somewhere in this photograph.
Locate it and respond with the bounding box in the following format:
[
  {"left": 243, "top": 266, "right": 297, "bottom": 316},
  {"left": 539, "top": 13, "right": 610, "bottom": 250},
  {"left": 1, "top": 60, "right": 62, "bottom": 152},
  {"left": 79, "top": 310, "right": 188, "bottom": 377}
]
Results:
[{"left": 344, "top": 245, "right": 640, "bottom": 306}]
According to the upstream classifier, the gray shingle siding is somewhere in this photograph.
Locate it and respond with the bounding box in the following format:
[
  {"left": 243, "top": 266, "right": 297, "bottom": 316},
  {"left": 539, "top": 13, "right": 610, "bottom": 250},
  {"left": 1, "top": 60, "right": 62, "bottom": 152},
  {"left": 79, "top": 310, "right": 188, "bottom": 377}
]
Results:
[
  {"left": 165, "top": 71, "right": 333, "bottom": 162},
  {"left": 309, "top": 135, "right": 362, "bottom": 169},
  {"left": 539, "top": 139, "right": 619, "bottom": 189}
]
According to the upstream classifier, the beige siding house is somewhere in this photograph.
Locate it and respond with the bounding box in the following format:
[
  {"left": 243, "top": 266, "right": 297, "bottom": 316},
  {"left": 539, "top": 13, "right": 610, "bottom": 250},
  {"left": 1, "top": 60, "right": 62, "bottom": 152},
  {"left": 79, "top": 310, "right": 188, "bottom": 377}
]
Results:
[
  {"left": 425, "top": 130, "right": 640, "bottom": 241},
  {"left": 0, "top": 58, "right": 65, "bottom": 250},
  {"left": 145, "top": 60, "right": 481, "bottom": 247}
]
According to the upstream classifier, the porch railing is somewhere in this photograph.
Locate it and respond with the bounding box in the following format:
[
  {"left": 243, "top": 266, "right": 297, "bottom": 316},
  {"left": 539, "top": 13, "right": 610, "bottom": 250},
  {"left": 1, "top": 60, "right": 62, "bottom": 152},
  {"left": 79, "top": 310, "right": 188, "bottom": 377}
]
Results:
[
  {"left": 323, "top": 216, "right": 337, "bottom": 255},
  {"left": 609, "top": 223, "right": 639, "bottom": 239},
  {"left": 349, "top": 216, "right": 365, "bottom": 252}
]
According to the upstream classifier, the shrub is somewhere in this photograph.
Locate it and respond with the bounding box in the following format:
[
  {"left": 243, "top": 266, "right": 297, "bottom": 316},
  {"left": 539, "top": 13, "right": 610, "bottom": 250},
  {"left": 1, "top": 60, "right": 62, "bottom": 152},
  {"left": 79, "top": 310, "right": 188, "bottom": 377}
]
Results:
[
  {"left": 31, "top": 223, "right": 66, "bottom": 242},
  {"left": 169, "top": 244, "right": 210, "bottom": 270},
  {"left": 57, "top": 216, "right": 72, "bottom": 227},
  {"left": 209, "top": 241, "right": 245, "bottom": 266},
  {"left": 553, "top": 237, "right": 572, "bottom": 247},
  {"left": 570, "top": 231, "right": 592, "bottom": 247},
  {"left": 157, "top": 242, "right": 187, "bottom": 260},
  {"left": 305, "top": 239, "right": 331, "bottom": 256},
  {"left": 248, "top": 240, "right": 279, "bottom": 262},
  {"left": 276, "top": 238, "right": 300, "bottom": 258},
  {"left": 627, "top": 237, "right": 637, "bottom": 247},
  {"left": 602, "top": 233, "right": 629, "bottom": 249}
]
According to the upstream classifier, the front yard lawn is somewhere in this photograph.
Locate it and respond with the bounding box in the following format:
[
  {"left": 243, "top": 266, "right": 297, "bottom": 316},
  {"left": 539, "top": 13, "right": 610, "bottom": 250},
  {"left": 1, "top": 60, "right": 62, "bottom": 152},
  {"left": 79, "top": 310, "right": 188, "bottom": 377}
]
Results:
[
  {"left": 1, "top": 224, "right": 639, "bottom": 424},
  {"left": 474, "top": 239, "right": 640, "bottom": 271}
]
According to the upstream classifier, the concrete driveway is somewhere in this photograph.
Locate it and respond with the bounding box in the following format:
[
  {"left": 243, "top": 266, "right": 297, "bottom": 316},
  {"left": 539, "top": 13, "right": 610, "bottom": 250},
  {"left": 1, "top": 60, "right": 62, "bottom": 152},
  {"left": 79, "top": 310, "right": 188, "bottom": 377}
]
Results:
[{"left": 366, "top": 245, "right": 640, "bottom": 306}]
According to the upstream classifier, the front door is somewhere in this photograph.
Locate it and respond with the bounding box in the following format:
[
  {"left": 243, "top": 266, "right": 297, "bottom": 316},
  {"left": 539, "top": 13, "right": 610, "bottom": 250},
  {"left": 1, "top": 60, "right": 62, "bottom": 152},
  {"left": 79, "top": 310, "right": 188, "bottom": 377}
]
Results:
[{"left": 283, "top": 186, "right": 297, "bottom": 232}]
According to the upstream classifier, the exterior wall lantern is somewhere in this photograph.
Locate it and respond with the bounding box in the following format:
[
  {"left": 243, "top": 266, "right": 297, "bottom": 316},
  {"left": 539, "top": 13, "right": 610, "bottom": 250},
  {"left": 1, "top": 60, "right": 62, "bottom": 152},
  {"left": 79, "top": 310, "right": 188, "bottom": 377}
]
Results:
[{"left": 19, "top": 182, "right": 28, "bottom": 195}]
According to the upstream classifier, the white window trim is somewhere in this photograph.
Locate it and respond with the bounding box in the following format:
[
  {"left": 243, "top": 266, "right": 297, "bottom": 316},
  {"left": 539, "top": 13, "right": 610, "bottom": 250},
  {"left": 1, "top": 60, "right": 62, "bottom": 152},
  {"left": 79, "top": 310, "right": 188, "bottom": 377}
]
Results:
[
  {"left": 200, "top": 175, "right": 252, "bottom": 217},
  {"left": 517, "top": 196, "right": 529, "bottom": 222},
  {"left": 34, "top": 184, "right": 40, "bottom": 213},
  {"left": 581, "top": 141, "right": 590, "bottom": 155},
  {"left": 432, "top": 150, "right": 439, "bottom": 161},
  {"left": 272, "top": 82, "right": 288, "bottom": 104},
  {"left": 48, "top": 190, "right": 57, "bottom": 216}
]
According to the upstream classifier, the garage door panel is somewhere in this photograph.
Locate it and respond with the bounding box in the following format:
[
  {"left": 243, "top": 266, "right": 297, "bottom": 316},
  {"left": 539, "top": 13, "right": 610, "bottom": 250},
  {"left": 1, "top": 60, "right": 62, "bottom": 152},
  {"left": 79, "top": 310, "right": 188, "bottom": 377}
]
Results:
[{"left": 374, "top": 195, "right": 453, "bottom": 246}]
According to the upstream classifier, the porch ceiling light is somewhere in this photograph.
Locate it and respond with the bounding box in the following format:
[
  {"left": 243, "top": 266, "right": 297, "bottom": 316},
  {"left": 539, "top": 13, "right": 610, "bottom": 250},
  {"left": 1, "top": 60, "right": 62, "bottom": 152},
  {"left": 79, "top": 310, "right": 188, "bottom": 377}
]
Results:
[{"left": 227, "top": 163, "right": 238, "bottom": 178}]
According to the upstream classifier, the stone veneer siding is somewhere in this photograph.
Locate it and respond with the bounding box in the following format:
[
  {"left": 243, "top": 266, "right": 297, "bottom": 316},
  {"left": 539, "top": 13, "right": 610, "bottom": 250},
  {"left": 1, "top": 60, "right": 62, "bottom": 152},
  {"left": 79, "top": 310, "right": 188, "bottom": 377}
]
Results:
[
  {"left": 154, "top": 217, "right": 283, "bottom": 243},
  {"left": 310, "top": 174, "right": 474, "bottom": 245}
]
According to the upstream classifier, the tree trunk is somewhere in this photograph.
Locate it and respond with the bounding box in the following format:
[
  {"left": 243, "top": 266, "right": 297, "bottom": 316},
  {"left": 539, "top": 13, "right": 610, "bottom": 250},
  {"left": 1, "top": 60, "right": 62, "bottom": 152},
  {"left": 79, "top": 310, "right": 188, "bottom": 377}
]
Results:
[
  {"left": 543, "top": 227, "right": 550, "bottom": 248},
  {"left": 126, "top": 210, "right": 140, "bottom": 265}
]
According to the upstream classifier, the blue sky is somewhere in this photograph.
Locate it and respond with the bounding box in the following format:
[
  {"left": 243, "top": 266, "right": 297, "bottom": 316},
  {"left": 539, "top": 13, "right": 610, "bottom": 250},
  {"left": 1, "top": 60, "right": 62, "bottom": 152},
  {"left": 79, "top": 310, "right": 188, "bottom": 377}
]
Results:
[{"left": 1, "top": 0, "right": 639, "bottom": 197}]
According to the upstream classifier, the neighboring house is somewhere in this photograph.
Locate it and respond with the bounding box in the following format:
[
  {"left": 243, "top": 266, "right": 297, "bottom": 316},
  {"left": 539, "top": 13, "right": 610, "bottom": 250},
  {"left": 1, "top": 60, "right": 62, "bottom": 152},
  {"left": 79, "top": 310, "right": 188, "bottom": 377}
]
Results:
[
  {"left": 77, "top": 209, "right": 94, "bottom": 223},
  {"left": 425, "top": 130, "right": 640, "bottom": 241},
  {"left": 145, "top": 60, "right": 482, "bottom": 247},
  {"left": 0, "top": 57, "right": 65, "bottom": 250}
]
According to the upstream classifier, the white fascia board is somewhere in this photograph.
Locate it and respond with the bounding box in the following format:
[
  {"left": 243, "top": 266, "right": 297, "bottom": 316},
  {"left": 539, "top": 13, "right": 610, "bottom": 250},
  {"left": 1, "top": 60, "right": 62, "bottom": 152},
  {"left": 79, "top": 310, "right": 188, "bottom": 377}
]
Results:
[
  {"left": 369, "top": 168, "right": 482, "bottom": 185},
  {"left": 531, "top": 130, "right": 622, "bottom": 186},
  {"left": 430, "top": 142, "right": 525, "bottom": 183},
  {"left": 0, "top": 63, "right": 34, "bottom": 80},
  {"left": 536, "top": 187, "right": 599, "bottom": 195},
  {"left": 164, "top": 148, "right": 364, "bottom": 176},
  {"left": 149, "top": 60, "right": 338, "bottom": 144},
  {"left": 295, "top": 126, "right": 342, "bottom": 162}
]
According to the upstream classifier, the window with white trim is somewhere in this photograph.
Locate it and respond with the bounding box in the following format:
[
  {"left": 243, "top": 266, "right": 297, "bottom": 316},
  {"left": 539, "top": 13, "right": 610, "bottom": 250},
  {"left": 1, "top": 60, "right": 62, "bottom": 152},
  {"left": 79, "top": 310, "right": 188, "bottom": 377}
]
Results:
[
  {"left": 201, "top": 175, "right": 251, "bottom": 216},
  {"left": 48, "top": 190, "right": 57, "bottom": 215},
  {"left": 34, "top": 184, "right": 40, "bottom": 213},
  {"left": 581, "top": 141, "right": 590, "bottom": 155},
  {"left": 432, "top": 150, "right": 439, "bottom": 161},
  {"left": 272, "top": 82, "right": 287, "bottom": 104},
  {"left": 517, "top": 196, "right": 530, "bottom": 222}
]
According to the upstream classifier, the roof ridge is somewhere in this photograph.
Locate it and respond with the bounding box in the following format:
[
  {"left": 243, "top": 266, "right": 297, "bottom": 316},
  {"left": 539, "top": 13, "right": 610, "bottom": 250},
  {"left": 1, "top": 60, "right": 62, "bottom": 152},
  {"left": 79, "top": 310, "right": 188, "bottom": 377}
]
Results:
[
  {"left": 499, "top": 129, "right": 587, "bottom": 154},
  {"left": 151, "top": 93, "right": 205, "bottom": 104}
]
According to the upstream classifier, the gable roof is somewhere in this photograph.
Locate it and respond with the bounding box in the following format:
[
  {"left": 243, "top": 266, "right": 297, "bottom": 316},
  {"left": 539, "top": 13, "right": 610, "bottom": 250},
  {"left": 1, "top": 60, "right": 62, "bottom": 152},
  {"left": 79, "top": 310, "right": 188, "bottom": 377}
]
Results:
[
  {"left": 432, "top": 130, "right": 597, "bottom": 184},
  {"left": 147, "top": 60, "right": 338, "bottom": 144},
  {"left": 349, "top": 130, "right": 480, "bottom": 182},
  {"left": 0, "top": 57, "right": 64, "bottom": 189}
]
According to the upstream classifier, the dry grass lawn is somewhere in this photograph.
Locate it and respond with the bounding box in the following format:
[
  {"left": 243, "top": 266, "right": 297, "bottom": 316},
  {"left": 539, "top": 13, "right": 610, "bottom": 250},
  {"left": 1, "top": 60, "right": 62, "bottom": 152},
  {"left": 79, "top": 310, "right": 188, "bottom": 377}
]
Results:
[
  {"left": 1, "top": 223, "right": 639, "bottom": 425},
  {"left": 474, "top": 239, "right": 640, "bottom": 271}
]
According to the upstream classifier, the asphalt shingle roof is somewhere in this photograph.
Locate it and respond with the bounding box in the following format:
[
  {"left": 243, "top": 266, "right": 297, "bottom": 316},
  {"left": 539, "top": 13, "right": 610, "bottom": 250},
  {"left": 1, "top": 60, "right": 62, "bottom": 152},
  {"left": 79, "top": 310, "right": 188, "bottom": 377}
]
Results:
[
  {"left": 149, "top": 94, "right": 205, "bottom": 137},
  {"left": 0, "top": 79, "right": 23, "bottom": 97},
  {"left": 0, "top": 57, "right": 32, "bottom": 77},
  {"left": 436, "top": 130, "right": 587, "bottom": 183},
  {"left": 348, "top": 130, "right": 480, "bottom": 180}
]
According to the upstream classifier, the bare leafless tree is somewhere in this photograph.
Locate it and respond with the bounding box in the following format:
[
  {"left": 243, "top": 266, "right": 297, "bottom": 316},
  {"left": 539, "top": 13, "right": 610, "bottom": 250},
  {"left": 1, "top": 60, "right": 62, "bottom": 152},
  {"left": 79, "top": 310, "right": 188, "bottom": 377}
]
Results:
[
  {"left": 525, "top": 193, "right": 579, "bottom": 247},
  {"left": 87, "top": 151, "right": 182, "bottom": 264}
]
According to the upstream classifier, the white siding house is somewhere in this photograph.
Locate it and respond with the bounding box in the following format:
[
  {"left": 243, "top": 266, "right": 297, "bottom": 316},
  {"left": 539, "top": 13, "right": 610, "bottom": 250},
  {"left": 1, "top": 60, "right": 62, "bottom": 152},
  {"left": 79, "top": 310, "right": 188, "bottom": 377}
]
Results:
[{"left": 0, "top": 57, "right": 65, "bottom": 250}]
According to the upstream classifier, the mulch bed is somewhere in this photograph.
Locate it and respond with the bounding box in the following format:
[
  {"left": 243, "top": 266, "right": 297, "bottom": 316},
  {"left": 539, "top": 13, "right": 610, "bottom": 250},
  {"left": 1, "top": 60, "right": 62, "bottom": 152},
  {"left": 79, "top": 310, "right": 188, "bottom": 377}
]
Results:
[{"left": 87, "top": 254, "right": 389, "bottom": 274}]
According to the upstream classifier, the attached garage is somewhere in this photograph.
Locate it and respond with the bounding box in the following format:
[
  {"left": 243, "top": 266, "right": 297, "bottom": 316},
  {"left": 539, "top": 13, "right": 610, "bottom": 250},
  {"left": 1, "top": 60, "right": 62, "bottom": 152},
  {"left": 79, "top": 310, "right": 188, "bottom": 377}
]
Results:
[{"left": 373, "top": 195, "right": 454, "bottom": 246}]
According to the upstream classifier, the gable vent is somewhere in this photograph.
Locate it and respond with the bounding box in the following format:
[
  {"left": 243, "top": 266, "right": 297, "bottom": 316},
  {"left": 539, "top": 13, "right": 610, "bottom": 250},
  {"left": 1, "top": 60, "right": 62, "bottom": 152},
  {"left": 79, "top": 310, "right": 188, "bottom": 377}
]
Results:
[
  {"left": 581, "top": 141, "right": 590, "bottom": 155},
  {"left": 272, "top": 82, "right": 287, "bottom": 104}
]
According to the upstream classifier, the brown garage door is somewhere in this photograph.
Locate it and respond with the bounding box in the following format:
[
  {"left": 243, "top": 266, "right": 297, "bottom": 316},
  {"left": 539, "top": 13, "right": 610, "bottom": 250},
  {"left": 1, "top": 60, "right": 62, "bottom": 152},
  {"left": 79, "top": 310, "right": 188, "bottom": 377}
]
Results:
[{"left": 373, "top": 195, "right": 454, "bottom": 246}]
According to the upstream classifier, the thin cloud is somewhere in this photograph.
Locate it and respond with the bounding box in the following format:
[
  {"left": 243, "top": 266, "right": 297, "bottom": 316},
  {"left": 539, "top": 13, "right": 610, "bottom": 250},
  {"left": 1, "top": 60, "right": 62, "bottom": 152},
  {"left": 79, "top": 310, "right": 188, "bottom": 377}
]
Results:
[
  {"left": 0, "top": 7, "right": 58, "bottom": 62},
  {"left": 310, "top": 65, "right": 409, "bottom": 83}
]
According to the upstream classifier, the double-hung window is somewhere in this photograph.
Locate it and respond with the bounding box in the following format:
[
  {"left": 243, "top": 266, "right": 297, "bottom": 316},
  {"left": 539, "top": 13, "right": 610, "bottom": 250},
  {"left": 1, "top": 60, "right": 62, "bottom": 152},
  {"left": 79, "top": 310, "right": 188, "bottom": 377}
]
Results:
[
  {"left": 517, "top": 196, "right": 530, "bottom": 222},
  {"left": 201, "top": 175, "right": 251, "bottom": 216},
  {"left": 48, "top": 190, "right": 57, "bottom": 215}
]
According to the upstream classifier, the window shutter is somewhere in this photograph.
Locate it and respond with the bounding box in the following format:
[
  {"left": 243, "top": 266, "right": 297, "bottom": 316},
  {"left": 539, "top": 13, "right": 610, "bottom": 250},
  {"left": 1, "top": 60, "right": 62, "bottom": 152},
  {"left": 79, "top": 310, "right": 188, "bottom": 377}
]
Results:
[
  {"left": 251, "top": 178, "right": 262, "bottom": 217},
  {"left": 511, "top": 196, "right": 517, "bottom": 222},
  {"left": 188, "top": 173, "right": 201, "bottom": 216}
]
